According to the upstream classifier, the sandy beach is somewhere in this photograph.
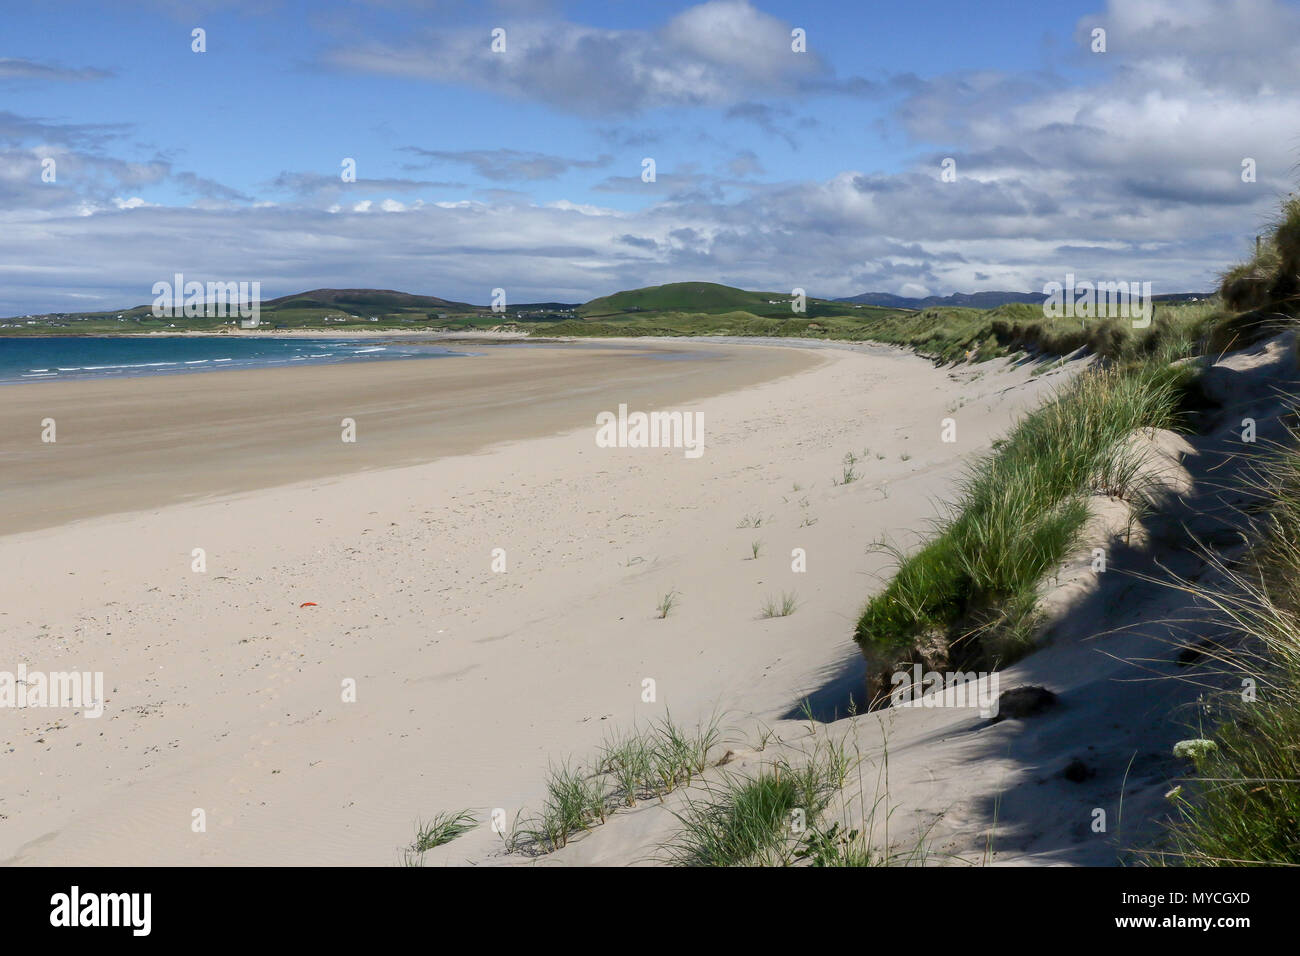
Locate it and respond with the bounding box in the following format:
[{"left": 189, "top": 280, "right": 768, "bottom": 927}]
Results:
[{"left": 1, "top": 339, "right": 1084, "bottom": 865}]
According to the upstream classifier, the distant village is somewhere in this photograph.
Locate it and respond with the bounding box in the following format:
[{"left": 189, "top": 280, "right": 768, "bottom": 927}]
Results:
[{"left": 1, "top": 305, "right": 579, "bottom": 330}]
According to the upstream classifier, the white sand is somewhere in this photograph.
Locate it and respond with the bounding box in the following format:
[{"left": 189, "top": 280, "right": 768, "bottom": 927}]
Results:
[{"left": 0, "top": 341, "right": 1072, "bottom": 865}]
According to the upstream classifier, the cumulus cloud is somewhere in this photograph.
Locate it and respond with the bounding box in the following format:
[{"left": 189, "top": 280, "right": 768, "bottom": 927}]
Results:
[
  {"left": 0, "top": 112, "right": 254, "bottom": 219},
  {"left": 899, "top": 0, "right": 1300, "bottom": 203},
  {"left": 325, "top": 0, "right": 830, "bottom": 116},
  {"left": 1081, "top": 0, "right": 1300, "bottom": 91}
]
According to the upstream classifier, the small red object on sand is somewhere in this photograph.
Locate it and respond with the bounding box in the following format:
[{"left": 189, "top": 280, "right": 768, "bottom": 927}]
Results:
[{"left": 300, "top": 602, "right": 318, "bottom": 607}]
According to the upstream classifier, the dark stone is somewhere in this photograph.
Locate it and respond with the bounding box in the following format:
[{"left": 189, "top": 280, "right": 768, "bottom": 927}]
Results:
[
  {"left": 1063, "top": 758, "right": 1094, "bottom": 783},
  {"left": 991, "top": 685, "right": 1059, "bottom": 722},
  {"left": 1176, "top": 639, "right": 1218, "bottom": 667}
]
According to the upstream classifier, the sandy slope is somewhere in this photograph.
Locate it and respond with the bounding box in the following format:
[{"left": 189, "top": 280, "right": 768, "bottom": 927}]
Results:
[
  {"left": 0, "top": 339, "right": 1065, "bottom": 865},
  {"left": 480, "top": 335, "right": 1300, "bottom": 868}
]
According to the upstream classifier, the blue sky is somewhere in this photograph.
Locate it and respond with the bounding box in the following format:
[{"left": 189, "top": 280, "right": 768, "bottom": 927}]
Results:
[{"left": 2, "top": 0, "right": 1296, "bottom": 312}]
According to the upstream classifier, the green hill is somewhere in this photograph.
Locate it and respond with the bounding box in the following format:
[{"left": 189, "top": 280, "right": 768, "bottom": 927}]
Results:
[
  {"left": 266, "top": 288, "right": 475, "bottom": 312},
  {"left": 579, "top": 282, "right": 799, "bottom": 317}
]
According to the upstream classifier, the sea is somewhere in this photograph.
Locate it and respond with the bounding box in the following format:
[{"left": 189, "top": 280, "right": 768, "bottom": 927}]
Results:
[{"left": 0, "top": 336, "right": 467, "bottom": 385}]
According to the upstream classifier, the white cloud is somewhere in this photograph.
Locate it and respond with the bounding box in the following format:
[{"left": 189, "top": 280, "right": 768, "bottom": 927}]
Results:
[{"left": 326, "top": 1, "right": 828, "bottom": 116}]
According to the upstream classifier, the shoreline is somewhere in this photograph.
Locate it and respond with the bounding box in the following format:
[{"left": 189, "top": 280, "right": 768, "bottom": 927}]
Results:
[{"left": 0, "top": 328, "right": 531, "bottom": 339}]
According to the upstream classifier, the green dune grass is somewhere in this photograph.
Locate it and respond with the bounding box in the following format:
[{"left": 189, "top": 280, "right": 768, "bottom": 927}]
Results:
[{"left": 854, "top": 350, "right": 1200, "bottom": 688}]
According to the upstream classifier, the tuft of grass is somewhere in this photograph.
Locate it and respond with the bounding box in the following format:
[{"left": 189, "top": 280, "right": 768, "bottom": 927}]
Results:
[
  {"left": 760, "top": 591, "right": 799, "bottom": 619},
  {"left": 410, "top": 809, "right": 477, "bottom": 853},
  {"left": 737, "top": 513, "right": 765, "bottom": 528},
  {"left": 660, "top": 730, "right": 862, "bottom": 867},
  {"left": 796, "top": 822, "right": 883, "bottom": 866},
  {"left": 749, "top": 539, "right": 763, "bottom": 559},
  {"left": 494, "top": 808, "right": 526, "bottom": 853},
  {"left": 524, "top": 761, "right": 608, "bottom": 852},
  {"left": 656, "top": 589, "right": 679, "bottom": 618},
  {"left": 652, "top": 709, "right": 722, "bottom": 791},
  {"left": 509, "top": 710, "right": 726, "bottom": 855},
  {"left": 599, "top": 730, "right": 655, "bottom": 808},
  {"left": 663, "top": 758, "right": 837, "bottom": 866},
  {"left": 665, "top": 771, "right": 805, "bottom": 866},
  {"left": 834, "top": 451, "right": 860, "bottom": 485}
]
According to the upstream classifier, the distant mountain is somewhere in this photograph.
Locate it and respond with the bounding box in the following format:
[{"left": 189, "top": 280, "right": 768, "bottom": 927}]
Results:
[
  {"left": 266, "top": 288, "right": 475, "bottom": 312},
  {"left": 3, "top": 286, "right": 588, "bottom": 328},
  {"left": 837, "top": 289, "right": 1214, "bottom": 310},
  {"left": 10, "top": 281, "right": 1216, "bottom": 326},
  {"left": 837, "top": 291, "right": 1043, "bottom": 310}
]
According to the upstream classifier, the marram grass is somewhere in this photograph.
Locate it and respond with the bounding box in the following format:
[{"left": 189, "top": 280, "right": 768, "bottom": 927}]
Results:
[
  {"left": 1156, "top": 424, "right": 1300, "bottom": 865},
  {"left": 856, "top": 355, "right": 1196, "bottom": 671}
]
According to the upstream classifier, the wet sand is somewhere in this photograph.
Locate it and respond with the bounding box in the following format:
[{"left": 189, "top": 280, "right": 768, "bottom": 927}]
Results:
[{"left": 0, "top": 341, "right": 815, "bottom": 534}]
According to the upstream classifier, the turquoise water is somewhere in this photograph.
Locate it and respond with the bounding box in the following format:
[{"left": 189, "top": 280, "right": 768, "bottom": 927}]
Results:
[{"left": 0, "top": 336, "right": 467, "bottom": 384}]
